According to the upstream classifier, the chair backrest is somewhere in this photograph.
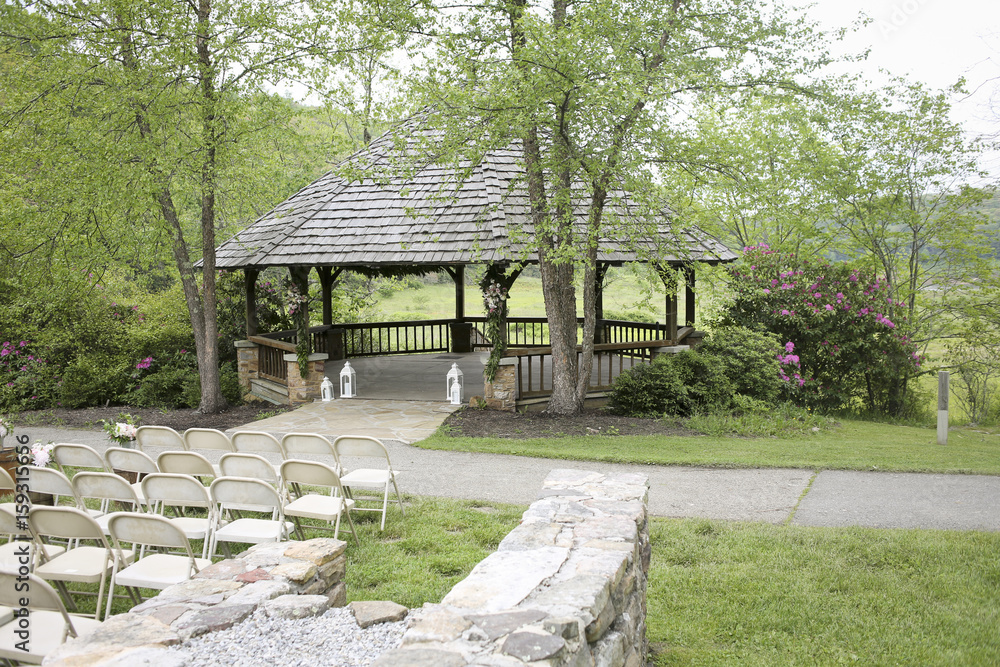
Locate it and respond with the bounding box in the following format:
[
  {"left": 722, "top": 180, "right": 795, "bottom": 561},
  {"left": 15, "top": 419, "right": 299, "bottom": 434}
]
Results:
[
  {"left": 107, "top": 512, "right": 192, "bottom": 553},
  {"left": 0, "top": 506, "right": 29, "bottom": 539},
  {"left": 25, "top": 465, "right": 76, "bottom": 498},
  {"left": 52, "top": 443, "right": 107, "bottom": 473},
  {"left": 157, "top": 451, "right": 215, "bottom": 477},
  {"left": 184, "top": 428, "right": 234, "bottom": 453},
  {"left": 104, "top": 447, "right": 159, "bottom": 475},
  {"left": 141, "top": 473, "right": 212, "bottom": 509},
  {"left": 279, "top": 459, "right": 345, "bottom": 491},
  {"left": 72, "top": 472, "right": 141, "bottom": 506},
  {"left": 219, "top": 453, "right": 278, "bottom": 484},
  {"left": 210, "top": 476, "right": 283, "bottom": 514},
  {"left": 333, "top": 435, "right": 391, "bottom": 463},
  {"left": 0, "top": 465, "right": 15, "bottom": 493},
  {"left": 28, "top": 505, "right": 106, "bottom": 541},
  {"left": 231, "top": 431, "right": 285, "bottom": 457},
  {"left": 0, "top": 570, "right": 83, "bottom": 637},
  {"left": 135, "top": 425, "right": 186, "bottom": 451},
  {"left": 281, "top": 433, "right": 337, "bottom": 460}
]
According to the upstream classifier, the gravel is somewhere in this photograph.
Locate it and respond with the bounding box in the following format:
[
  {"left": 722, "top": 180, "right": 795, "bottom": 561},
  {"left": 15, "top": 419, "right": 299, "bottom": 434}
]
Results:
[{"left": 169, "top": 607, "right": 406, "bottom": 666}]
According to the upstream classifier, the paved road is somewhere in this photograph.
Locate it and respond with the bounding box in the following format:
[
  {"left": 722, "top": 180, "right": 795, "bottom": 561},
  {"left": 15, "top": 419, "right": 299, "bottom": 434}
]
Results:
[{"left": 12, "top": 426, "right": 1000, "bottom": 531}]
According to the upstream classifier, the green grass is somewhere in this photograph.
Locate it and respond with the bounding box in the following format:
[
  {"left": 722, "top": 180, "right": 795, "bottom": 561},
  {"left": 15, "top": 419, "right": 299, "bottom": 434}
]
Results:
[
  {"left": 648, "top": 519, "right": 1000, "bottom": 665},
  {"left": 422, "top": 418, "right": 1000, "bottom": 475}
]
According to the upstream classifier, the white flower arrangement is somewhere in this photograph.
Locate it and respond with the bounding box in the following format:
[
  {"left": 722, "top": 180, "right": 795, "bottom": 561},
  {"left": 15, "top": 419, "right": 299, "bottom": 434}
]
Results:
[
  {"left": 30, "top": 442, "right": 54, "bottom": 467},
  {"left": 0, "top": 416, "right": 11, "bottom": 440}
]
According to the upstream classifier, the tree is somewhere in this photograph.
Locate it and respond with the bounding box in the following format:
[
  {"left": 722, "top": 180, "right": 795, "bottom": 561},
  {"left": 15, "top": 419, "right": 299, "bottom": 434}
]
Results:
[
  {"left": 412, "top": 0, "right": 838, "bottom": 413},
  {"left": 821, "top": 78, "right": 996, "bottom": 348},
  {"left": 0, "top": 0, "right": 381, "bottom": 412}
]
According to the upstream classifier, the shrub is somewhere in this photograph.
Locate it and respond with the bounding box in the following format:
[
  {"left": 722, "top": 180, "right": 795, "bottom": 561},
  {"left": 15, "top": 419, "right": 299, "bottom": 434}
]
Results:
[
  {"left": 698, "top": 326, "right": 784, "bottom": 404},
  {"left": 607, "top": 350, "right": 733, "bottom": 418},
  {"left": 718, "top": 244, "right": 922, "bottom": 416}
]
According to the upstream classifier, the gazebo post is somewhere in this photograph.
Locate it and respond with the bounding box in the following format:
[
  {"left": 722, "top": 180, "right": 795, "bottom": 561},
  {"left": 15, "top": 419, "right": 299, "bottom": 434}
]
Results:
[
  {"left": 318, "top": 266, "right": 333, "bottom": 326},
  {"left": 244, "top": 268, "right": 259, "bottom": 337},
  {"left": 289, "top": 266, "right": 311, "bottom": 352},
  {"left": 454, "top": 265, "right": 466, "bottom": 322},
  {"left": 656, "top": 266, "right": 679, "bottom": 343},
  {"left": 595, "top": 262, "right": 609, "bottom": 344},
  {"left": 446, "top": 266, "right": 471, "bottom": 353},
  {"left": 684, "top": 264, "right": 696, "bottom": 327}
]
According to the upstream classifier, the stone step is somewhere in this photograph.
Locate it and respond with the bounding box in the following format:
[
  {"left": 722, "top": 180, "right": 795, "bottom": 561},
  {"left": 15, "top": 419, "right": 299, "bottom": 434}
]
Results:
[{"left": 250, "top": 378, "right": 289, "bottom": 405}]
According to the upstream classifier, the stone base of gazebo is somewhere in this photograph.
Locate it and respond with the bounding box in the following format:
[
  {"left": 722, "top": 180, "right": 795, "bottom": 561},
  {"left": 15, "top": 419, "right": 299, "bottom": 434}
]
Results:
[{"left": 237, "top": 340, "right": 328, "bottom": 405}]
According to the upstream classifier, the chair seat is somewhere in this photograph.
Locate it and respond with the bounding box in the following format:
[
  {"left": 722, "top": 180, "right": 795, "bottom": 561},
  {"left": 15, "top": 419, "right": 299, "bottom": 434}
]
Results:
[
  {"left": 169, "top": 516, "right": 214, "bottom": 540},
  {"left": 34, "top": 546, "right": 133, "bottom": 584},
  {"left": 114, "top": 553, "right": 213, "bottom": 589},
  {"left": 0, "top": 541, "right": 66, "bottom": 569},
  {"left": 0, "top": 605, "right": 12, "bottom": 625},
  {"left": 285, "top": 495, "right": 354, "bottom": 522},
  {"left": 214, "top": 518, "right": 292, "bottom": 544},
  {"left": 0, "top": 610, "right": 103, "bottom": 662},
  {"left": 340, "top": 468, "right": 395, "bottom": 488}
]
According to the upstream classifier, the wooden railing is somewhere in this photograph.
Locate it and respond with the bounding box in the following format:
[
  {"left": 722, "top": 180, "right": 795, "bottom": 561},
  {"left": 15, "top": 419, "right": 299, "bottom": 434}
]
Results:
[
  {"left": 467, "top": 317, "right": 683, "bottom": 350},
  {"left": 505, "top": 340, "right": 672, "bottom": 398},
  {"left": 248, "top": 335, "right": 294, "bottom": 382},
  {"left": 340, "top": 320, "right": 451, "bottom": 357}
]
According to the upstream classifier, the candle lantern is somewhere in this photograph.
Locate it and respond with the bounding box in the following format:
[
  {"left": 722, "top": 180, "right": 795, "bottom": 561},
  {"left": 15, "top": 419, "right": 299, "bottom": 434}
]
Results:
[
  {"left": 446, "top": 363, "right": 464, "bottom": 405},
  {"left": 340, "top": 361, "right": 357, "bottom": 398},
  {"left": 320, "top": 376, "right": 334, "bottom": 402}
]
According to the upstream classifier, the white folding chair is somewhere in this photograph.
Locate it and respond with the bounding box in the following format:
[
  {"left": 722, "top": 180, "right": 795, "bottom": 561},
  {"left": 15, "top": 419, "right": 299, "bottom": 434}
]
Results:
[
  {"left": 157, "top": 450, "right": 220, "bottom": 479},
  {"left": 135, "top": 425, "right": 186, "bottom": 452},
  {"left": 105, "top": 512, "right": 212, "bottom": 619},
  {"left": 183, "top": 428, "right": 235, "bottom": 453},
  {"left": 52, "top": 443, "right": 108, "bottom": 475},
  {"left": 0, "top": 466, "right": 17, "bottom": 514},
  {"left": 208, "top": 477, "right": 291, "bottom": 558},
  {"left": 333, "top": 436, "right": 404, "bottom": 530},
  {"left": 104, "top": 446, "right": 159, "bottom": 505},
  {"left": 0, "top": 505, "right": 65, "bottom": 570},
  {"left": 231, "top": 431, "right": 285, "bottom": 478},
  {"left": 71, "top": 472, "right": 145, "bottom": 534},
  {"left": 0, "top": 570, "right": 104, "bottom": 664},
  {"left": 28, "top": 506, "right": 131, "bottom": 620},
  {"left": 24, "top": 466, "right": 103, "bottom": 519},
  {"left": 140, "top": 473, "right": 217, "bottom": 559},
  {"left": 279, "top": 459, "right": 359, "bottom": 545},
  {"left": 232, "top": 431, "right": 286, "bottom": 458},
  {"left": 219, "top": 453, "right": 280, "bottom": 487},
  {"left": 280, "top": 433, "right": 342, "bottom": 473}
]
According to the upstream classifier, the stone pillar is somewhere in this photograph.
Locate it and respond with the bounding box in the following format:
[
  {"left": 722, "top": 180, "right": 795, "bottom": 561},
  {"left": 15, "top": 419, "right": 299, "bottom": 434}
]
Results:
[
  {"left": 450, "top": 322, "right": 474, "bottom": 353},
  {"left": 283, "top": 353, "right": 329, "bottom": 404},
  {"left": 483, "top": 357, "right": 518, "bottom": 411},
  {"left": 235, "top": 340, "right": 259, "bottom": 391}
]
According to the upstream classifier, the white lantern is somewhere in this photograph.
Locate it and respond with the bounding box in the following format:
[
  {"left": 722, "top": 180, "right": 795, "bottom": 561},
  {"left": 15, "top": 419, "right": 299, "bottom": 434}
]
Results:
[
  {"left": 340, "top": 361, "right": 357, "bottom": 398},
  {"left": 446, "top": 363, "right": 464, "bottom": 405},
  {"left": 320, "top": 376, "right": 334, "bottom": 402}
]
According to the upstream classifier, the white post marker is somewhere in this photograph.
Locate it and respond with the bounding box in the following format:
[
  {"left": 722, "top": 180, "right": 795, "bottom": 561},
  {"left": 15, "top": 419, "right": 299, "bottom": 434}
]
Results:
[{"left": 937, "top": 370, "right": 949, "bottom": 446}]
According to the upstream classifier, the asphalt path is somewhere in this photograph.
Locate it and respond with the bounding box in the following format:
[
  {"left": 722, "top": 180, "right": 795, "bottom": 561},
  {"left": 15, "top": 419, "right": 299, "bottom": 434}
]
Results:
[{"left": 12, "top": 426, "right": 1000, "bottom": 531}]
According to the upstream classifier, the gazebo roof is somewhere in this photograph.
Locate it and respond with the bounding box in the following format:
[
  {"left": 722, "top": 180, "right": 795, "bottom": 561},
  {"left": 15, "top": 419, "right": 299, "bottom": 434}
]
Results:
[{"left": 213, "top": 115, "right": 737, "bottom": 270}]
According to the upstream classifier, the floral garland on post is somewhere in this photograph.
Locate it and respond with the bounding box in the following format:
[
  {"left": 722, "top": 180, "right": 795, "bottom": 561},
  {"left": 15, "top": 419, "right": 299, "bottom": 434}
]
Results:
[
  {"left": 481, "top": 278, "right": 509, "bottom": 382},
  {"left": 287, "top": 282, "right": 311, "bottom": 378}
]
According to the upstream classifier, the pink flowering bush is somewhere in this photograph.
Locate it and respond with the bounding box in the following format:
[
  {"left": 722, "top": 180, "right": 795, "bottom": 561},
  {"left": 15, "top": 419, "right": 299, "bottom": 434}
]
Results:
[
  {"left": 720, "top": 244, "right": 923, "bottom": 416},
  {"left": 0, "top": 340, "right": 57, "bottom": 410}
]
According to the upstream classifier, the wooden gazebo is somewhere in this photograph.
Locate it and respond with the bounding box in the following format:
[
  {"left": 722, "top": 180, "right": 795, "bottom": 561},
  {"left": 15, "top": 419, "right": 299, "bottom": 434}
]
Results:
[{"left": 213, "top": 115, "right": 737, "bottom": 406}]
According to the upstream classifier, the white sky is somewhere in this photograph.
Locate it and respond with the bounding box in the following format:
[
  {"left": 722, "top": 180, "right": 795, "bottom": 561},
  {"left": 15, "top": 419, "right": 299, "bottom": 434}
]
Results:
[{"left": 800, "top": 0, "right": 1000, "bottom": 177}]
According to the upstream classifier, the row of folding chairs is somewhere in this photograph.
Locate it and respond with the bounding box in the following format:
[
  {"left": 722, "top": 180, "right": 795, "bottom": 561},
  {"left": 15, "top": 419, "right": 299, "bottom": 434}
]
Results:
[
  {"left": 1, "top": 463, "right": 360, "bottom": 621},
  {"left": 58, "top": 430, "right": 403, "bottom": 530}
]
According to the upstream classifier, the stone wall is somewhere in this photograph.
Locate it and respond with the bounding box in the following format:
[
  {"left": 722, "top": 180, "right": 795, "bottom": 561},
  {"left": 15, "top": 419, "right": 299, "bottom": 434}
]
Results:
[
  {"left": 46, "top": 538, "right": 348, "bottom": 665},
  {"left": 284, "top": 352, "right": 328, "bottom": 405},
  {"left": 374, "top": 469, "right": 651, "bottom": 667},
  {"left": 235, "top": 340, "right": 259, "bottom": 391}
]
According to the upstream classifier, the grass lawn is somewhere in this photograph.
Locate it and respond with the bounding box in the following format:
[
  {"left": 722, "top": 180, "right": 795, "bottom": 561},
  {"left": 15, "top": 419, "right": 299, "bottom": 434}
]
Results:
[
  {"left": 421, "top": 418, "right": 1000, "bottom": 475},
  {"left": 648, "top": 519, "right": 1000, "bottom": 665}
]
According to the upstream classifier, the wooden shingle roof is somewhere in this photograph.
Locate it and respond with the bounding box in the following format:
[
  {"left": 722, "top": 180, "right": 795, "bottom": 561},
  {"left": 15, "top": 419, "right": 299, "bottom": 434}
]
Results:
[{"left": 213, "top": 115, "right": 736, "bottom": 270}]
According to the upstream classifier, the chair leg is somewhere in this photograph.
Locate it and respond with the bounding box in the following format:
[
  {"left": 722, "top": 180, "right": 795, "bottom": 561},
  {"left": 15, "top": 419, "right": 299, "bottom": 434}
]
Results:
[
  {"left": 343, "top": 508, "right": 360, "bottom": 546},
  {"left": 380, "top": 483, "right": 390, "bottom": 530},
  {"left": 391, "top": 474, "right": 405, "bottom": 517}
]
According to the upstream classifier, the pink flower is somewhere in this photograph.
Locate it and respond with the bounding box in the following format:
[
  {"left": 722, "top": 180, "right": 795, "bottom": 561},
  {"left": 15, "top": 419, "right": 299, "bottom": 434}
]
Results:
[
  {"left": 825, "top": 304, "right": 834, "bottom": 311},
  {"left": 781, "top": 309, "right": 790, "bottom": 316},
  {"left": 785, "top": 341, "right": 795, "bottom": 353},
  {"left": 763, "top": 288, "right": 770, "bottom": 294}
]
